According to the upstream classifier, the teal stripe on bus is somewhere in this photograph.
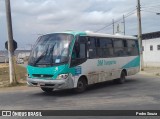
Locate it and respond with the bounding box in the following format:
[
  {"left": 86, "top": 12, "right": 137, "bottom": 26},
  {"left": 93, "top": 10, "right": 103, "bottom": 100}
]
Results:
[{"left": 122, "top": 56, "right": 140, "bottom": 69}]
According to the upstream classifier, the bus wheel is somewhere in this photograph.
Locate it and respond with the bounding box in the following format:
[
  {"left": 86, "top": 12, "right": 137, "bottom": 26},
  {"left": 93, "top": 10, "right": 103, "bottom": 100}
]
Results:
[
  {"left": 115, "top": 71, "right": 126, "bottom": 84},
  {"left": 41, "top": 87, "right": 53, "bottom": 93},
  {"left": 74, "top": 78, "right": 87, "bottom": 93}
]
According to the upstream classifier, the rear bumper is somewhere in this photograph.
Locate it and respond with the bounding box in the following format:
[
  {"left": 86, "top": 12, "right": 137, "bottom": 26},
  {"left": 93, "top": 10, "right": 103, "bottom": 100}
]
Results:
[{"left": 27, "top": 77, "right": 74, "bottom": 90}]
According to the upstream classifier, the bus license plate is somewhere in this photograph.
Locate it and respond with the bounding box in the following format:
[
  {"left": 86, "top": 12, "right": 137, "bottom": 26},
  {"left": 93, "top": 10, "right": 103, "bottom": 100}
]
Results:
[{"left": 38, "top": 82, "right": 45, "bottom": 86}]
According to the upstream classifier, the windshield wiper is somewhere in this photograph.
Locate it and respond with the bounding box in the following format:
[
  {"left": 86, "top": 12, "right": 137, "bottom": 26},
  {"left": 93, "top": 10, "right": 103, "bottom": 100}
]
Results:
[
  {"left": 33, "top": 43, "right": 57, "bottom": 66},
  {"left": 33, "top": 45, "right": 49, "bottom": 66}
]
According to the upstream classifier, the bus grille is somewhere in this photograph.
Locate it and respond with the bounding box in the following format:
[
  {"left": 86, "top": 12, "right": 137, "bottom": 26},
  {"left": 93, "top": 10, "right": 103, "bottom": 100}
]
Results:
[
  {"left": 32, "top": 74, "right": 53, "bottom": 78},
  {"left": 31, "top": 83, "right": 55, "bottom": 87}
]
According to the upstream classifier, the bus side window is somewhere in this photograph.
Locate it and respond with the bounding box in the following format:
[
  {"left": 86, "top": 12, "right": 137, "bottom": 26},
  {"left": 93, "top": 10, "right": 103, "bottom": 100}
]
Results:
[
  {"left": 101, "top": 38, "right": 114, "bottom": 58},
  {"left": 72, "top": 41, "right": 80, "bottom": 59},
  {"left": 72, "top": 37, "right": 86, "bottom": 59},
  {"left": 88, "top": 37, "right": 97, "bottom": 59},
  {"left": 70, "top": 36, "right": 87, "bottom": 67},
  {"left": 123, "top": 40, "right": 128, "bottom": 56},
  {"left": 113, "top": 39, "right": 124, "bottom": 57},
  {"left": 127, "top": 40, "right": 139, "bottom": 56}
]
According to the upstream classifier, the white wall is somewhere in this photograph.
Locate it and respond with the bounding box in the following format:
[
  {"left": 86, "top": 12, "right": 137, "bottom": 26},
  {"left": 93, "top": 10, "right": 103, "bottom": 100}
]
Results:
[
  {"left": 142, "top": 38, "right": 160, "bottom": 67},
  {"left": 0, "top": 56, "right": 9, "bottom": 63},
  {"left": 18, "top": 52, "right": 30, "bottom": 59}
]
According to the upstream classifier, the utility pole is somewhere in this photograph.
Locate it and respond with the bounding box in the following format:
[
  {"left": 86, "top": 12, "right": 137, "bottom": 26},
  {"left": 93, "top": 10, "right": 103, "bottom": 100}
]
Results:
[
  {"left": 123, "top": 15, "right": 125, "bottom": 35},
  {"left": 112, "top": 19, "right": 115, "bottom": 34},
  {"left": 137, "top": 0, "right": 144, "bottom": 71},
  {"left": 5, "top": 0, "right": 16, "bottom": 84}
]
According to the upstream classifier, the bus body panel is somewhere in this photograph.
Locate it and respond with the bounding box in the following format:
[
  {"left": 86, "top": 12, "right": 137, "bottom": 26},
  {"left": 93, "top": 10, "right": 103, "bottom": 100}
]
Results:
[{"left": 72, "top": 56, "right": 140, "bottom": 87}]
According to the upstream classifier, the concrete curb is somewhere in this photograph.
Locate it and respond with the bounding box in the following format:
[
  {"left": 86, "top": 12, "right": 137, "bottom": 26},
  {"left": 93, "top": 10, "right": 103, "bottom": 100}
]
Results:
[{"left": 139, "top": 71, "right": 160, "bottom": 77}]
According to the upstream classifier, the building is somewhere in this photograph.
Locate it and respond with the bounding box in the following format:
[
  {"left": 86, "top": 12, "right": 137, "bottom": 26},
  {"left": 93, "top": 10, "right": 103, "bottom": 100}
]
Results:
[
  {"left": 0, "top": 50, "right": 31, "bottom": 62},
  {"left": 17, "top": 52, "right": 30, "bottom": 59},
  {"left": 16, "top": 50, "right": 31, "bottom": 62},
  {"left": 0, "top": 55, "right": 9, "bottom": 63},
  {"left": 142, "top": 31, "right": 160, "bottom": 67}
]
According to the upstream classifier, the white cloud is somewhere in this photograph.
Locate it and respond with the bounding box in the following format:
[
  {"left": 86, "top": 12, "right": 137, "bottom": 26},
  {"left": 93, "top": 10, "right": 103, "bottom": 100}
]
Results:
[{"left": 0, "top": 0, "right": 160, "bottom": 50}]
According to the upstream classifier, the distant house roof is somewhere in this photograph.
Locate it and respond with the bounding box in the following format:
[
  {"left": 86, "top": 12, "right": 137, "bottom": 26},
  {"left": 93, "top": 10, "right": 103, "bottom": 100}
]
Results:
[{"left": 142, "top": 31, "right": 160, "bottom": 40}]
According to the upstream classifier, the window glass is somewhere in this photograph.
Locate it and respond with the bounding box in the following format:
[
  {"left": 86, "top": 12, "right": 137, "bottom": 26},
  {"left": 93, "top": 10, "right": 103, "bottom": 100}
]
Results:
[
  {"left": 114, "top": 39, "right": 123, "bottom": 47},
  {"left": 142, "top": 46, "right": 144, "bottom": 51},
  {"left": 128, "top": 40, "right": 136, "bottom": 48},
  {"left": 150, "top": 45, "right": 153, "bottom": 51},
  {"left": 79, "top": 44, "right": 86, "bottom": 58},
  {"left": 104, "top": 38, "right": 114, "bottom": 57},
  {"left": 127, "top": 40, "right": 139, "bottom": 56},
  {"left": 123, "top": 40, "right": 128, "bottom": 56},
  {"left": 123, "top": 40, "right": 127, "bottom": 47},
  {"left": 28, "top": 33, "right": 73, "bottom": 66},
  {"left": 157, "top": 45, "right": 160, "bottom": 50},
  {"left": 96, "top": 38, "right": 103, "bottom": 57},
  {"left": 70, "top": 36, "right": 87, "bottom": 67},
  {"left": 97, "top": 38, "right": 114, "bottom": 58},
  {"left": 113, "top": 39, "right": 124, "bottom": 56},
  {"left": 72, "top": 37, "right": 86, "bottom": 59},
  {"left": 88, "top": 37, "right": 97, "bottom": 58},
  {"left": 100, "top": 38, "right": 107, "bottom": 48}
]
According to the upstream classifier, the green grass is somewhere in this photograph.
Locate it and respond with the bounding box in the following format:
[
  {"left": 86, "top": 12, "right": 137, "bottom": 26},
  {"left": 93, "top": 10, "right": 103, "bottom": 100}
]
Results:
[
  {"left": 0, "top": 64, "right": 27, "bottom": 87},
  {"left": 156, "top": 73, "right": 160, "bottom": 76},
  {"left": 14, "top": 64, "right": 27, "bottom": 81}
]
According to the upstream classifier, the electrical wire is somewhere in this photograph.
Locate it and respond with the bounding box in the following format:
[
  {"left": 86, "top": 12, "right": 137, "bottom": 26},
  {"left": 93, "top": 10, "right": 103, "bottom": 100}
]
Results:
[
  {"left": 141, "top": 3, "right": 160, "bottom": 7},
  {"left": 95, "top": 1, "right": 160, "bottom": 33},
  {"left": 95, "top": 9, "right": 136, "bottom": 32},
  {"left": 141, "top": 10, "right": 160, "bottom": 14},
  {"left": 141, "top": 5, "right": 160, "bottom": 9}
]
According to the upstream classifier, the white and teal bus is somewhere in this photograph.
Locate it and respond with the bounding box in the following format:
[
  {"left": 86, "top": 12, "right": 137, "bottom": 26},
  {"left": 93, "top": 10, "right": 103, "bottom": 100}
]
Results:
[{"left": 27, "top": 31, "right": 140, "bottom": 93}]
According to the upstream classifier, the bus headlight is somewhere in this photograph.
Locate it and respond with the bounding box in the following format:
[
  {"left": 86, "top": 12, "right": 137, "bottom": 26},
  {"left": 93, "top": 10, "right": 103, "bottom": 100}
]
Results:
[{"left": 57, "top": 74, "right": 69, "bottom": 79}]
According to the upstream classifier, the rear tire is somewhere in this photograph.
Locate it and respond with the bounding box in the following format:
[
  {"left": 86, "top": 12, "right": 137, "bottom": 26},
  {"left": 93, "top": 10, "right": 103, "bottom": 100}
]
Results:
[
  {"left": 41, "top": 87, "right": 53, "bottom": 93},
  {"left": 114, "top": 71, "right": 126, "bottom": 84},
  {"left": 74, "top": 78, "right": 87, "bottom": 93}
]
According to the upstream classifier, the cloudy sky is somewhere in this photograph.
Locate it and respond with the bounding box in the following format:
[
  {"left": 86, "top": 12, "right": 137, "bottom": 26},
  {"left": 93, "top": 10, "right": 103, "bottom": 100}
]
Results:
[{"left": 0, "top": 0, "right": 160, "bottom": 50}]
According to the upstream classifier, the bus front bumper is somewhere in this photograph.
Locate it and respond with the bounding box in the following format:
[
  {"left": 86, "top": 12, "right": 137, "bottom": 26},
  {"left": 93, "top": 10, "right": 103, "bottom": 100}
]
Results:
[{"left": 27, "top": 77, "right": 74, "bottom": 90}]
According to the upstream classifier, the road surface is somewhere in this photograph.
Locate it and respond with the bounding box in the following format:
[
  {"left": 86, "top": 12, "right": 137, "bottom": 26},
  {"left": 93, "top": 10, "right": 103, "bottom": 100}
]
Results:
[{"left": 0, "top": 74, "right": 160, "bottom": 119}]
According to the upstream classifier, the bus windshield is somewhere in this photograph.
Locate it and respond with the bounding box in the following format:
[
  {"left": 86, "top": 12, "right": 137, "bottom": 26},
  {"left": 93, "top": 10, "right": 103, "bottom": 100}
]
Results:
[{"left": 28, "top": 33, "right": 73, "bottom": 66}]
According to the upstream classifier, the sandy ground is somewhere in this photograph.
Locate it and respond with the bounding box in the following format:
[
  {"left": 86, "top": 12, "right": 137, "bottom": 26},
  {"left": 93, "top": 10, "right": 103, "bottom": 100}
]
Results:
[{"left": 0, "top": 63, "right": 9, "bottom": 68}]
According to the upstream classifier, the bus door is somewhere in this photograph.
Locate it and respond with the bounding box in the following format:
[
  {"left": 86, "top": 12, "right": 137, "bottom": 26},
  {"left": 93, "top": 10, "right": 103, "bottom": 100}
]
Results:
[{"left": 70, "top": 36, "right": 87, "bottom": 68}]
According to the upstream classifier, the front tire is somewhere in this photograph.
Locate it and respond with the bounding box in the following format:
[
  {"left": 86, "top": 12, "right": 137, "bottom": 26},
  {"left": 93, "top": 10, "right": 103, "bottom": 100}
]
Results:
[
  {"left": 74, "top": 78, "right": 87, "bottom": 93},
  {"left": 41, "top": 87, "right": 54, "bottom": 93}
]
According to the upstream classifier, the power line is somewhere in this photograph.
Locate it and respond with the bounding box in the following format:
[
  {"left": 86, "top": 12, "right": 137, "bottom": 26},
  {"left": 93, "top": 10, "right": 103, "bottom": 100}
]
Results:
[
  {"left": 141, "top": 5, "right": 160, "bottom": 8},
  {"left": 141, "top": 3, "right": 160, "bottom": 7},
  {"left": 142, "top": 5, "right": 160, "bottom": 8},
  {"left": 141, "top": 10, "right": 160, "bottom": 14},
  {"left": 141, "top": 7, "right": 160, "bottom": 14},
  {"left": 125, "top": 8, "right": 137, "bottom": 16},
  {"left": 95, "top": 23, "right": 113, "bottom": 32},
  {"left": 95, "top": 9, "right": 136, "bottom": 32},
  {"left": 141, "top": 9, "right": 160, "bottom": 13}
]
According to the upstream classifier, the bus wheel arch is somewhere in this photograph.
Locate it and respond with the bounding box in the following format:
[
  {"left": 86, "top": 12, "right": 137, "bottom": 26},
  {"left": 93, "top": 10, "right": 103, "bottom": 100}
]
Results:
[
  {"left": 115, "top": 69, "right": 127, "bottom": 84},
  {"left": 122, "top": 69, "right": 127, "bottom": 76},
  {"left": 74, "top": 75, "right": 88, "bottom": 93},
  {"left": 119, "top": 69, "right": 127, "bottom": 84}
]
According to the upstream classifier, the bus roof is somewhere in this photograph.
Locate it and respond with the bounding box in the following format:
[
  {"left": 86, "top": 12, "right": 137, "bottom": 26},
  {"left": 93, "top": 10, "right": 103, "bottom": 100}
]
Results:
[
  {"left": 45, "top": 31, "right": 137, "bottom": 40},
  {"left": 85, "top": 32, "right": 137, "bottom": 40},
  {"left": 66, "top": 31, "right": 137, "bottom": 40}
]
